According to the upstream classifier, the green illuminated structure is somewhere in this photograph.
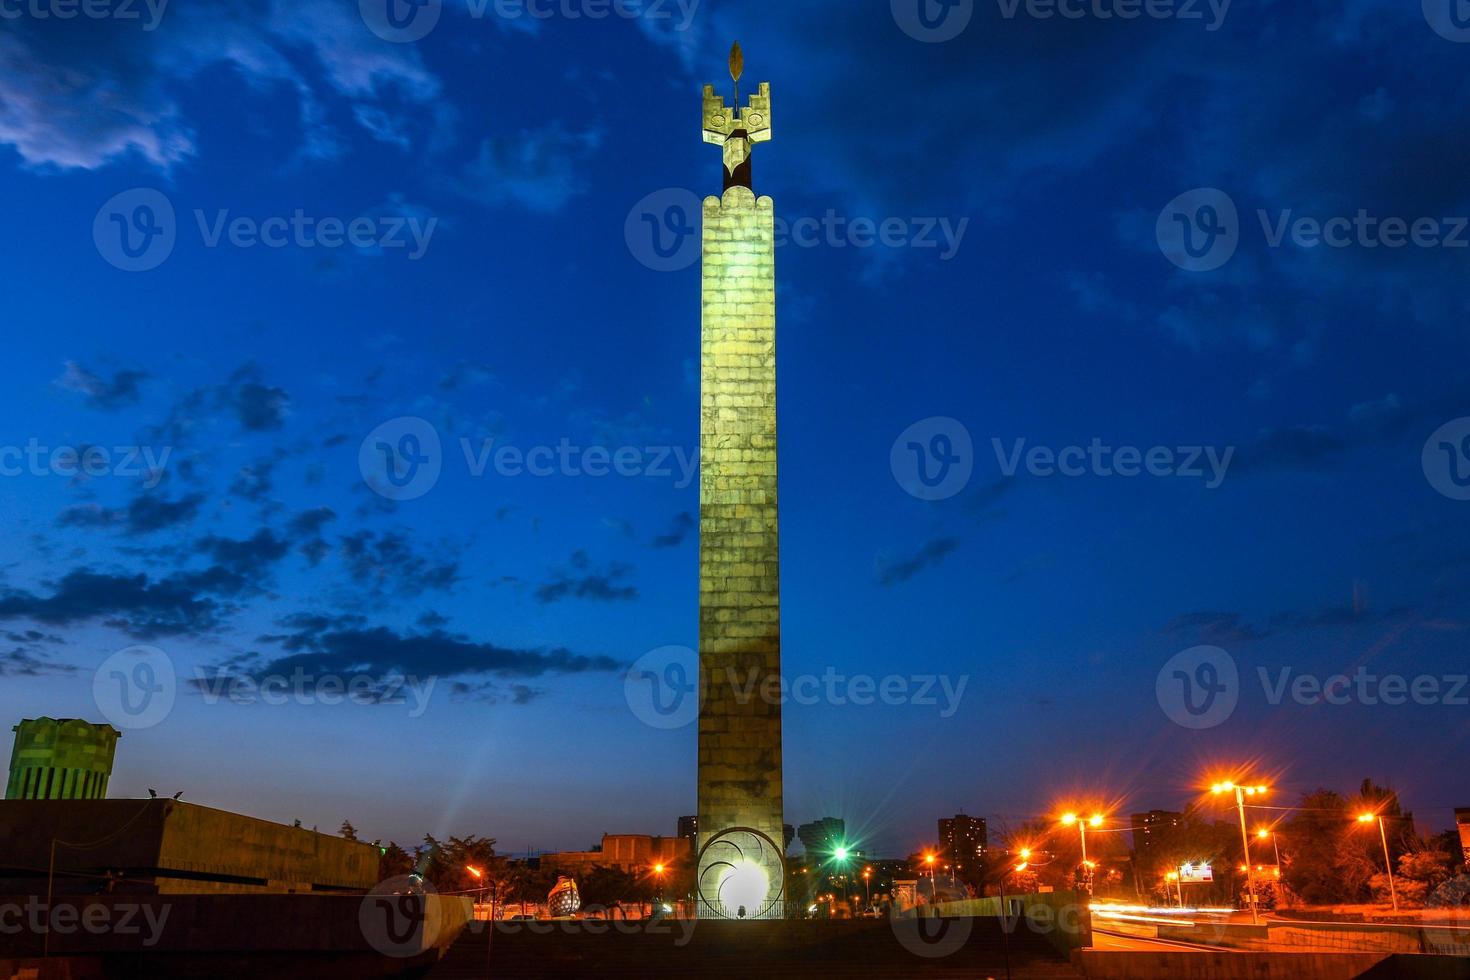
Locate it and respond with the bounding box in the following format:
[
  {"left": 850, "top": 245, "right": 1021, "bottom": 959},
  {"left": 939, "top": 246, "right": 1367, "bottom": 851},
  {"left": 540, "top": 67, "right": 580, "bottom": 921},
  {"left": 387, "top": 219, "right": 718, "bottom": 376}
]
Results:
[{"left": 5, "top": 717, "right": 119, "bottom": 800}]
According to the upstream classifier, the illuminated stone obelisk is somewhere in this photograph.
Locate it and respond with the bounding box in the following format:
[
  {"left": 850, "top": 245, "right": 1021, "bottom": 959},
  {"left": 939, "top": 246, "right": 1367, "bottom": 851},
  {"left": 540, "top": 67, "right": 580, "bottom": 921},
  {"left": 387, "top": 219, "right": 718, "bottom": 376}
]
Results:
[{"left": 695, "top": 44, "right": 785, "bottom": 920}]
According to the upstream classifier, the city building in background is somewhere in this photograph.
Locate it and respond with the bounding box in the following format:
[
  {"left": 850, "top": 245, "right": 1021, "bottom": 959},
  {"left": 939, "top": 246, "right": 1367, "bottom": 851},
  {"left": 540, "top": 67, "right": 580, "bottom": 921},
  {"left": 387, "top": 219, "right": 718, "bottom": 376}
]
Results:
[
  {"left": 540, "top": 833, "right": 692, "bottom": 877},
  {"left": 5, "top": 718, "right": 119, "bottom": 801},
  {"left": 678, "top": 815, "right": 698, "bottom": 844},
  {"left": 1455, "top": 808, "right": 1470, "bottom": 866},
  {"left": 938, "top": 812, "right": 988, "bottom": 867},
  {"left": 1131, "top": 810, "right": 1183, "bottom": 854},
  {"left": 796, "top": 817, "right": 846, "bottom": 856}
]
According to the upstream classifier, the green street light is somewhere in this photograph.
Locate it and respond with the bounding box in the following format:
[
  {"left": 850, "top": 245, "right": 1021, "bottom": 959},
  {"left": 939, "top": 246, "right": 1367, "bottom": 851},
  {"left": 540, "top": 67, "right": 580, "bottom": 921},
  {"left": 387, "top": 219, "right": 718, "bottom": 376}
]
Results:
[{"left": 833, "top": 845, "right": 849, "bottom": 862}]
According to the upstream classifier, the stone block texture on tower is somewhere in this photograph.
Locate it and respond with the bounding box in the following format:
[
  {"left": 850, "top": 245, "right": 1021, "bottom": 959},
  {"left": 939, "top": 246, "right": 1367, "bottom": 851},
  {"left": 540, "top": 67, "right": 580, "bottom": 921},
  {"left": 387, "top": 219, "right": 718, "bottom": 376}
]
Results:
[
  {"left": 6, "top": 718, "right": 119, "bottom": 801},
  {"left": 696, "top": 183, "right": 784, "bottom": 919}
]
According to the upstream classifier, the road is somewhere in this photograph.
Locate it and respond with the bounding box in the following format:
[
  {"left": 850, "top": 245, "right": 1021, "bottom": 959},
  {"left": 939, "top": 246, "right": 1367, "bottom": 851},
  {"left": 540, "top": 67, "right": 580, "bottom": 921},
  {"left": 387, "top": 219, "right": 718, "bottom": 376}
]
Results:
[{"left": 1091, "top": 928, "right": 1236, "bottom": 953}]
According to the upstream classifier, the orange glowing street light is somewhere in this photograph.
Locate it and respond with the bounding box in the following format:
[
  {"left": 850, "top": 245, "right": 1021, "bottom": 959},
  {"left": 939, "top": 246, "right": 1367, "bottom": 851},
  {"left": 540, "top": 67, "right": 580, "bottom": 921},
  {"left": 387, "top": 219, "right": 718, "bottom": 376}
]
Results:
[
  {"left": 1060, "top": 811, "right": 1105, "bottom": 895},
  {"left": 1211, "top": 779, "right": 1269, "bottom": 923},
  {"left": 1357, "top": 812, "right": 1399, "bottom": 911}
]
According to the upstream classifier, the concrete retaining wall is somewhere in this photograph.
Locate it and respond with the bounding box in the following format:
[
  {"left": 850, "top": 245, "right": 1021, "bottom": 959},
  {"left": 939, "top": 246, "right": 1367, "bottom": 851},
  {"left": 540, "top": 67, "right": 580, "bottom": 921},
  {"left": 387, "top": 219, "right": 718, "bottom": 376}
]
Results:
[{"left": 1075, "top": 949, "right": 1389, "bottom": 979}]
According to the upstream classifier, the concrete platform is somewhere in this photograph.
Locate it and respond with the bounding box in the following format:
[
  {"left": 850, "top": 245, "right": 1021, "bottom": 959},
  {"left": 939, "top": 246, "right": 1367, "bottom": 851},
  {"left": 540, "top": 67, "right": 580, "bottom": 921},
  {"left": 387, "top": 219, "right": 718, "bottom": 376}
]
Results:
[{"left": 428, "top": 916, "right": 1083, "bottom": 978}]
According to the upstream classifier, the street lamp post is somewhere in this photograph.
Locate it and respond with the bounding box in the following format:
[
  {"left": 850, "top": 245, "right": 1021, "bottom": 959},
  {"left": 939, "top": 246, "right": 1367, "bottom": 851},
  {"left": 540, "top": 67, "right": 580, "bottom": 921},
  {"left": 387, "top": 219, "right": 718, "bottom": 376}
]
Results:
[
  {"left": 1211, "top": 782, "right": 1267, "bottom": 924},
  {"left": 863, "top": 867, "right": 872, "bottom": 908},
  {"left": 1061, "top": 813, "right": 1104, "bottom": 896},
  {"left": 1358, "top": 814, "right": 1399, "bottom": 912}
]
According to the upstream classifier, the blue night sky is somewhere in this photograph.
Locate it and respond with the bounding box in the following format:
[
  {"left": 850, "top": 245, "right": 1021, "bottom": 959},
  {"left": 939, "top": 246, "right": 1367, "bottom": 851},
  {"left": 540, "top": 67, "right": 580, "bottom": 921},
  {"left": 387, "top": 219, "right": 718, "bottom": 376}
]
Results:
[{"left": 3, "top": 0, "right": 1470, "bottom": 857}]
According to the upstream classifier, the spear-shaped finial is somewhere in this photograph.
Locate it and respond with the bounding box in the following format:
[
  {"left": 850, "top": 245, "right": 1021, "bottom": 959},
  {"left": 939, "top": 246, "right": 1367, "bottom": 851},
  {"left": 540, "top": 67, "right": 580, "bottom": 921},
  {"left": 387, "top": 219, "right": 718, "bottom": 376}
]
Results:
[{"left": 730, "top": 41, "right": 744, "bottom": 103}]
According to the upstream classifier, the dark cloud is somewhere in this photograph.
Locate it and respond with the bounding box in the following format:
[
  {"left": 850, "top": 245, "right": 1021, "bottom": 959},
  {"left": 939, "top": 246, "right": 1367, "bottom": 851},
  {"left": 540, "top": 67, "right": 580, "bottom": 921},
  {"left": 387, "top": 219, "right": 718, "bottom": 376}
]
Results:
[
  {"left": 228, "top": 365, "right": 290, "bottom": 432},
  {"left": 58, "top": 492, "right": 205, "bottom": 535},
  {"left": 54, "top": 361, "right": 146, "bottom": 409},
  {"left": 215, "top": 619, "right": 623, "bottom": 695},
  {"left": 122, "top": 492, "right": 206, "bottom": 535},
  {"left": 876, "top": 537, "right": 960, "bottom": 586},
  {"left": 535, "top": 550, "right": 638, "bottom": 603},
  {"left": 1231, "top": 394, "right": 1429, "bottom": 475},
  {"left": 229, "top": 452, "right": 287, "bottom": 502},
  {"left": 437, "top": 361, "right": 496, "bottom": 392},
  {"left": 288, "top": 507, "right": 337, "bottom": 565},
  {"left": 1165, "top": 598, "right": 1417, "bottom": 645},
  {"left": 652, "top": 512, "right": 695, "bottom": 548},
  {"left": 338, "top": 530, "right": 460, "bottom": 597},
  {"left": 0, "top": 569, "right": 222, "bottom": 638}
]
